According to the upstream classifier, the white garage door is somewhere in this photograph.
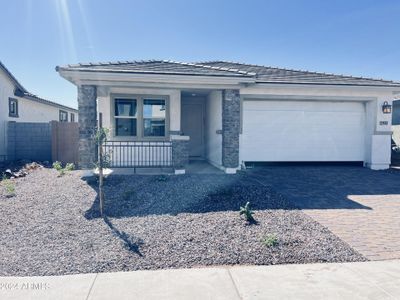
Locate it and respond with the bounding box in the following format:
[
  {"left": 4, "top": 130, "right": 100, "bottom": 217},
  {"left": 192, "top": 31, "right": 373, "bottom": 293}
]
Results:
[{"left": 241, "top": 100, "right": 366, "bottom": 162}]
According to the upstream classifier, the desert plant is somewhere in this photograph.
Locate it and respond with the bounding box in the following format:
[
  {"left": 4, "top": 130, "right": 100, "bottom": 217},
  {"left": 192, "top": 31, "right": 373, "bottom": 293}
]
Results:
[
  {"left": 262, "top": 234, "right": 279, "bottom": 247},
  {"left": 65, "top": 163, "right": 75, "bottom": 171},
  {"left": 2, "top": 175, "right": 15, "bottom": 197},
  {"left": 53, "top": 161, "right": 74, "bottom": 176},
  {"left": 52, "top": 161, "right": 63, "bottom": 171},
  {"left": 239, "top": 202, "right": 254, "bottom": 222}
]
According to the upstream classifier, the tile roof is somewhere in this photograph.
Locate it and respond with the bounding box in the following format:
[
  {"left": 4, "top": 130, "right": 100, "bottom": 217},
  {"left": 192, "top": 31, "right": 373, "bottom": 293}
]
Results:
[
  {"left": 57, "top": 59, "right": 400, "bottom": 87},
  {"left": 0, "top": 61, "right": 77, "bottom": 111},
  {"left": 22, "top": 93, "right": 78, "bottom": 112},
  {"left": 198, "top": 61, "right": 400, "bottom": 87},
  {"left": 57, "top": 60, "right": 254, "bottom": 77}
]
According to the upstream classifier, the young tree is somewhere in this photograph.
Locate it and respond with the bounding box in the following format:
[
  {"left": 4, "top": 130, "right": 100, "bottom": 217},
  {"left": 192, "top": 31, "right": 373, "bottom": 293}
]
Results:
[{"left": 93, "top": 113, "right": 110, "bottom": 217}]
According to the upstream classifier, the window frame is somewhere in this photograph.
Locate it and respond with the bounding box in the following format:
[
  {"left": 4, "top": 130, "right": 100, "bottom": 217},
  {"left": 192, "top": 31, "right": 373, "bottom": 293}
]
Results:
[
  {"left": 70, "top": 113, "right": 75, "bottom": 122},
  {"left": 8, "top": 98, "right": 18, "bottom": 118},
  {"left": 114, "top": 98, "right": 138, "bottom": 137},
  {"left": 59, "top": 110, "right": 68, "bottom": 122},
  {"left": 111, "top": 94, "right": 169, "bottom": 141}
]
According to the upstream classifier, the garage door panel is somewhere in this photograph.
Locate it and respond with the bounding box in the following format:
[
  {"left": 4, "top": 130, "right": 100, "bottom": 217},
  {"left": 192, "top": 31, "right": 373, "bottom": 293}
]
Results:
[{"left": 241, "top": 101, "right": 365, "bottom": 162}]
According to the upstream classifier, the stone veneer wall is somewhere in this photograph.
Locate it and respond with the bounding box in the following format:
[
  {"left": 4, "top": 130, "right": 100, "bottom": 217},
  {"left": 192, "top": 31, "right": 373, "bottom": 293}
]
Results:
[
  {"left": 222, "top": 89, "right": 240, "bottom": 168},
  {"left": 78, "top": 85, "right": 97, "bottom": 169},
  {"left": 172, "top": 139, "right": 189, "bottom": 169}
]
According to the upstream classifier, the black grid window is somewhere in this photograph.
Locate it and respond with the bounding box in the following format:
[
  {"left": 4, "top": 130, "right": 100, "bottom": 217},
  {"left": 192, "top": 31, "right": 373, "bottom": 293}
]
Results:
[
  {"left": 59, "top": 110, "right": 68, "bottom": 122},
  {"left": 8, "top": 98, "right": 18, "bottom": 117}
]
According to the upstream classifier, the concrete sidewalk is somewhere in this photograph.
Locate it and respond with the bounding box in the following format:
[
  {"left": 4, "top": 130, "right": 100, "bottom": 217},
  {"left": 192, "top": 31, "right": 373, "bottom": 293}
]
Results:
[{"left": 0, "top": 260, "right": 399, "bottom": 300}]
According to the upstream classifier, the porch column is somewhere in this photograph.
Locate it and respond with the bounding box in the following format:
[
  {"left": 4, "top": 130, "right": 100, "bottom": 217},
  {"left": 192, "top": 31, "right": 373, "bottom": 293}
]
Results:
[
  {"left": 78, "top": 85, "right": 97, "bottom": 169},
  {"left": 222, "top": 89, "right": 240, "bottom": 173},
  {"left": 171, "top": 135, "right": 190, "bottom": 174}
]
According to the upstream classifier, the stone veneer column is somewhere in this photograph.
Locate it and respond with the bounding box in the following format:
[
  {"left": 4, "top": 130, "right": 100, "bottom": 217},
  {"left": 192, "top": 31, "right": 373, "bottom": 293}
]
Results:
[
  {"left": 222, "top": 89, "right": 240, "bottom": 173},
  {"left": 171, "top": 135, "right": 190, "bottom": 174},
  {"left": 78, "top": 85, "right": 97, "bottom": 169}
]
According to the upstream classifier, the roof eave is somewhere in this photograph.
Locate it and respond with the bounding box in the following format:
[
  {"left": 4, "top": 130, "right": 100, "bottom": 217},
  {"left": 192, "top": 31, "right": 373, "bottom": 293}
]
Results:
[
  {"left": 255, "top": 80, "right": 400, "bottom": 89},
  {"left": 57, "top": 69, "right": 256, "bottom": 88},
  {"left": 0, "top": 61, "right": 28, "bottom": 93},
  {"left": 22, "top": 94, "right": 78, "bottom": 112}
]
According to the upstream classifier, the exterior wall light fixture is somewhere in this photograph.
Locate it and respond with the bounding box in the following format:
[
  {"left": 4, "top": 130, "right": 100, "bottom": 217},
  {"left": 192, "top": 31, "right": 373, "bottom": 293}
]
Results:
[{"left": 382, "top": 101, "right": 392, "bottom": 114}]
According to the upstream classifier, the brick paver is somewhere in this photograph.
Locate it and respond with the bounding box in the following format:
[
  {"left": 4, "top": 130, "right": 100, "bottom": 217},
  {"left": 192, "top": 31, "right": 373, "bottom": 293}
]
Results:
[{"left": 251, "top": 166, "right": 400, "bottom": 260}]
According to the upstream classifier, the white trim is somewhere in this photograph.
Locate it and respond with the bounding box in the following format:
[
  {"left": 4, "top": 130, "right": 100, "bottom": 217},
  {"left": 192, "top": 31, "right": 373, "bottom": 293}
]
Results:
[
  {"left": 170, "top": 135, "right": 190, "bottom": 141},
  {"left": 252, "top": 82, "right": 400, "bottom": 92},
  {"left": 224, "top": 167, "right": 237, "bottom": 174},
  {"left": 58, "top": 70, "right": 254, "bottom": 87},
  {"left": 241, "top": 94, "right": 377, "bottom": 102},
  {"left": 368, "top": 163, "right": 390, "bottom": 170}
]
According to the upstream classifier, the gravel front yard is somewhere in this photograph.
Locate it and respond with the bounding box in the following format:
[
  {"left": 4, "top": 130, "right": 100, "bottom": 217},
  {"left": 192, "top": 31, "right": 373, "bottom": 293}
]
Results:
[{"left": 0, "top": 168, "right": 365, "bottom": 276}]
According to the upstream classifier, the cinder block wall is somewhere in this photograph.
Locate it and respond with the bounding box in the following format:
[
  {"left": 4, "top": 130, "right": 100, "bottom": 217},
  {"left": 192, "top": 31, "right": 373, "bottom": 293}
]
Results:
[{"left": 7, "top": 121, "right": 52, "bottom": 162}]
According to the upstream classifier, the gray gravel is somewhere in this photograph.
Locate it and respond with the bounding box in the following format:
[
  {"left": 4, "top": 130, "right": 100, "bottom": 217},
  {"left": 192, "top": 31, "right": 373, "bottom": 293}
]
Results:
[{"left": 0, "top": 168, "right": 365, "bottom": 276}]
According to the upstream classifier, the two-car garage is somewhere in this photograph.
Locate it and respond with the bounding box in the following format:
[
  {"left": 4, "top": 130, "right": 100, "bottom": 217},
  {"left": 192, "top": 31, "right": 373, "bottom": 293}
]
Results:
[{"left": 240, "top": 100, "right": 366, "bottom": 163}]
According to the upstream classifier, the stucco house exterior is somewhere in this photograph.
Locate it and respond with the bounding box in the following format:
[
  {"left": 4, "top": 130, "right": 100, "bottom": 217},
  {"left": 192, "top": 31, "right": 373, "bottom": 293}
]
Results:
[
  {"left": 0, "top": 61, "right": 78, "bottom": 161},
  {"left": 56, "top": 60, "right": 400, "bottom": 173}
]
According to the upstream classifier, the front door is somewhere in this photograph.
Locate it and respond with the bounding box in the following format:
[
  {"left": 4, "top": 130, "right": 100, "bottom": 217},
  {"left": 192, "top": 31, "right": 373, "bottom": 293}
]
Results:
[{"left": 181, "top": 100, "right": 204, "bottom": 157}]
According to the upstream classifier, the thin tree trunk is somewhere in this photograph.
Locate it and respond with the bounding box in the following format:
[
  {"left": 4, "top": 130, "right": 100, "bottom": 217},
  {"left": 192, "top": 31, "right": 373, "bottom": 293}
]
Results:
[
  {"left": 99, "top": 142, "right": 104, "bottom": 216},
  {"left": 98, "top": 113, "right": 104, "bottom": 217}
]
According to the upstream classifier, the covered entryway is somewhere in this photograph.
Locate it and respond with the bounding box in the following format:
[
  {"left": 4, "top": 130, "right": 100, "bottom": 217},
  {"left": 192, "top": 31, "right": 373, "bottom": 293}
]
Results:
[
  {"left": 181, "top": 95, "right": 206, "bottom": 158},
  {"left": 241, "top": 100, "right": 366, "bottom": 163}
]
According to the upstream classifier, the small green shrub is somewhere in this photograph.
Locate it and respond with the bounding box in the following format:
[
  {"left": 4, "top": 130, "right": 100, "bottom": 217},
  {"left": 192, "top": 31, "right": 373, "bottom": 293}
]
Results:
[
  {"left": 262, "top": 234, "right": 279, "bottom": 247},
  {"left": 53, "top": 161, "right": 74, "bottom": 176},
  {"left": 52, "top": 161, "right": 63, "bottom": 171},
  {"left": 2, "top": 175, "right": 15, "bottom": 197},
  {"left": 239, "top": 202, "right": 254, "bottom": 222},
  {"left": 93, "top": 151, "right": 112, "bottom": 170},
  {"left": 65, "top": 163, "right": 75, "bottom": 171}
]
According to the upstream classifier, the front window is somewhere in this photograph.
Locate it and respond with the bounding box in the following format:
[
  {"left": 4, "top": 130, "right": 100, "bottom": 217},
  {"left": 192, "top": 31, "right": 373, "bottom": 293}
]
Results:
[
  {"left": 9, "top": 98, "right": 18, "bottom": 117},
  {"left": 143, "top": 99, "right": 166, "bottom": 136},
  {"left": 115, "top": 99, "right": 137, "bottom": 136},
  {"left": 113, "top": 96, "right": 167, "bottom": 138},
  {"left": 59, "top": 110, "right": 68, "bottom": 122}
]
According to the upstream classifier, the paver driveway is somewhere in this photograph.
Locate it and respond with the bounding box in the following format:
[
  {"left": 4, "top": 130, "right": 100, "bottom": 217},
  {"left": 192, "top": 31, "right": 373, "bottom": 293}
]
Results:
[{"left": 250, "top": 166, "right": 400, "bottom": 260}]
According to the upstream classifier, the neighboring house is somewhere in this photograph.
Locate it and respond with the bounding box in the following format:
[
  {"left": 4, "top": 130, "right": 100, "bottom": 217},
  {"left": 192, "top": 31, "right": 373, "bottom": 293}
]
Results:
[
  {"left": 56, "top": 60, "right": 400, "bottom": 173},
  {"left": 0, "top": 61, "right": 78, "bottom": 161}
]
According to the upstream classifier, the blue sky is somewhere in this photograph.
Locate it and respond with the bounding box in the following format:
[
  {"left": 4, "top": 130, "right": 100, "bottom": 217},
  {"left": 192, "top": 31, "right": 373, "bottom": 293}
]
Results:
[{"left": 1, "top": 0, "right": 400, "bottom": 108}]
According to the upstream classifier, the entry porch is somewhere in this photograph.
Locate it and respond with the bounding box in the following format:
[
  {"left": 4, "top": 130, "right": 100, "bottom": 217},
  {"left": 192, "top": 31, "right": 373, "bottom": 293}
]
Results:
[{"left": 78, "top": 86, "right": 241, "bottom": 174}]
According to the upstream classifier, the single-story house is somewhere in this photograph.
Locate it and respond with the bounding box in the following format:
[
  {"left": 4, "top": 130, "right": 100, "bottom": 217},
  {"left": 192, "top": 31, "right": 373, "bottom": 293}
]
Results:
[
  {"left": 0, "top": 61, "right": 78, "bottom": 161},
  {"left": 56, "top": 60, "right": 400, "bottom": 173}
]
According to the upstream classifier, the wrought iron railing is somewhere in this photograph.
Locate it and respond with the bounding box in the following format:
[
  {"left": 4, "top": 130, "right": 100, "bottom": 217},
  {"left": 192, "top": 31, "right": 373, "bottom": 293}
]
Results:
[{"left": 103, "top": 141, "right": 172, "bottom": 168}]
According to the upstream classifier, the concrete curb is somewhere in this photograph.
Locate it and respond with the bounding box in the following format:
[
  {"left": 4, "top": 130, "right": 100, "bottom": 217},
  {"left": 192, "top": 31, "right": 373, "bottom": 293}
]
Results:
[{"left": 0, "top": 260, "right": 399, "bottom": 300}]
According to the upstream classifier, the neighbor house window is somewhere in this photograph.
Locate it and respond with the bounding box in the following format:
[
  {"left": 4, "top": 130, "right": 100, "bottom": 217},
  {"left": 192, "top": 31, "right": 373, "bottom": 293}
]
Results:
[
  {"left": 70, "top": 113, "right": 75, "bottom": 122},
  {"left": 9, "top": 98, "right": 18, "bottom": 117},
  {"left": 59, "top": 110, "right": 68, "bottom": 122},
  {"left": 115, "top": 98, "right": 137, "bottom": 136},
  {"left": 113, "top": 96, "right": 168, "bottom": 138},
  {"left": 143, "top": 99, "right": 166, "bottom": 136}
]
